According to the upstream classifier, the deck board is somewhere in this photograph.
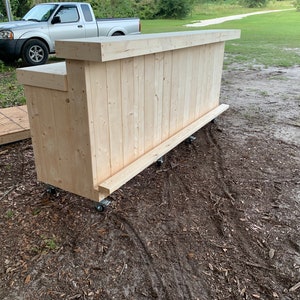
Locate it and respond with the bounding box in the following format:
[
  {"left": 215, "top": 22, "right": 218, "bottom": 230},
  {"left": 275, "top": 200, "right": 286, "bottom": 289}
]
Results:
[{"left": 0, "top": 105, "right": 30, "bottom": 145}]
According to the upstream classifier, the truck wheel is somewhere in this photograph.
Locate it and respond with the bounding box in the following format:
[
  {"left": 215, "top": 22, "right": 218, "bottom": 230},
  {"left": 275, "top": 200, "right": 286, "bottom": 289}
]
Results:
[
  {"left": 22, "top": 39, "right": 48, "bottom": 66},
  {"left": 112, "top": 32, "right": 124, "bottom": 36}
]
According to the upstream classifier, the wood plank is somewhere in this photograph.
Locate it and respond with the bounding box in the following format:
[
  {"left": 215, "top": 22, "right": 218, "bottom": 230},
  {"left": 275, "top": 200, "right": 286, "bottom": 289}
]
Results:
[
  {"left": 63, "top": 60, "right": 99, "bottom": 200},
  {"left": 24, "top": 87, "right": 60, "bottom": 181},
  {"left": 121, "top": 58, "right": 136, "bottom": 164},
  {"left": 133, "top": 56, "right": 145, "bottom": 156},
  {"left": 182, "top": 47, "right": 194, "bottom": 126},
  {"left": 55, "top": 30, "right": 241, "bottom": 62},
  {"left": 106, "top": 60, "right": 124, "bottom": 174},
  {"left": 98, "top": 104, "right": 229, "bottom": 195},
  {"left": 144, "top": 54, "right": 156, "bottom": 152},
  {"left": 188, "top": 46, "right": 201, "bottom": 122},
  {"left": 161, "top": 51, "right": 172, "bottom": 141},
  {"left": 153, "top": 52, "right": 164, "bottom": 146},
  {"left": 0, "top": 105, "right": 30, "bottom": 145},
  {"left": 85, "top": 61, "right": 111, "bottom": 185},
  {"left": 17, "top": 62, "right": 67, "bottom": 91}
]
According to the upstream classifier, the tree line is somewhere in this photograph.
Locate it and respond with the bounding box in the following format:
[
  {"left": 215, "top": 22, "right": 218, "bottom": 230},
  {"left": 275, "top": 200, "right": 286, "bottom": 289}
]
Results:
[{"left": 1, "top": 0, "right": 287, "bottom": 21}]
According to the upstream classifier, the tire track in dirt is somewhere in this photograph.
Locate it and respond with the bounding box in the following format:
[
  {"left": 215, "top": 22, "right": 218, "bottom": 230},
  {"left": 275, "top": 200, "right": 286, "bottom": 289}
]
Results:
[
  {"left": 203, "top": 124, "right": 278, "bottom": 294},
  {"left": 110, "top": 213, "right": 171, "bottom": 299},
  {"left": 163, "top": 172, "right": 200, "bottom": 299},
  {"left": 157, "top": 169, "right": 210, "bottom": 299}
]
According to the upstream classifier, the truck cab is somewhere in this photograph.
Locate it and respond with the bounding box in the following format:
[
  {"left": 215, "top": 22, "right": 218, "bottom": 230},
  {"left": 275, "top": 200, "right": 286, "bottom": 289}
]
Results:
[{"left": 0, "top": 2, "right": 140, "bottom": 66}]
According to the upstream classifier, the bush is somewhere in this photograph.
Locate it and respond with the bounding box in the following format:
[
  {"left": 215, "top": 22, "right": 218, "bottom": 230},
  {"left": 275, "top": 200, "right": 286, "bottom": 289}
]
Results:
[
  {"left": 239, "top": 0, "right": 269, "bottom": 8},
  {"left": 156, "top": 0, "right": 194, "bottom": 18},
  {"left": 90, "top": 0, "right": 137, "bottom": 18},
  {"left": 293, "top": 0, "right": 300, "bottom": 10},
  {"left": 0, "top": 0, "right": 32, "bottom": 19},
  {"left": 133, "top": 0, "right": 159, "bottom": 19}
]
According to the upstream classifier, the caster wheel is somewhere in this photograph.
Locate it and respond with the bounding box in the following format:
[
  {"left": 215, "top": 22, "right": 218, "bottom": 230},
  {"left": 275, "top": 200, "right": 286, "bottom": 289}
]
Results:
[
  {"left": 95, "top": 203, "right": 105, "bottom": 212},
  {"left": 95, "top": 199, "right": 111, "bottom": 212},
  {"left": 46, "top": 185, "right": 56, "bottom": 195},
  {"left": 186, "top": 135, "right": 196, "bottom": 144},
  {"left": 156, "top": 157, "right": 164, "bottom": 167}
]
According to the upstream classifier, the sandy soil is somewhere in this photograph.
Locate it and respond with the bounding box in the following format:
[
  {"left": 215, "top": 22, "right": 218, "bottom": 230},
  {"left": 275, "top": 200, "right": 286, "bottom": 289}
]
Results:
[{"left": 0, "top": 63, "right": 299, "bottom": 300}]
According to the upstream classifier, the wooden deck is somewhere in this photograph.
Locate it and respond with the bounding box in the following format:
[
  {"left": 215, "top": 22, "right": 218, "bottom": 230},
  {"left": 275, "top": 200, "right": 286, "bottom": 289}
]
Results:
[{"left": 0, "top": 105, "right": 30, "bottom": 145}]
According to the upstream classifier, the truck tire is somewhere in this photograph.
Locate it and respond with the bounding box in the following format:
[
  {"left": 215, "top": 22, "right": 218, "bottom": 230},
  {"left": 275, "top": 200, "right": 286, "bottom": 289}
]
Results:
[
  {"left": 22, "top": 39, "right": 49, "bottom": 66},
  {"left": 112, "top": 32, "right": 124, "bottom": 36}
]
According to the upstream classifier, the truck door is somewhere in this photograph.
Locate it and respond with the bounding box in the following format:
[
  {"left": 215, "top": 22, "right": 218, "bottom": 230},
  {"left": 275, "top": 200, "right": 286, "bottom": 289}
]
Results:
[{"left": 49, "top": 4, "right": 85, "bottom": 51}]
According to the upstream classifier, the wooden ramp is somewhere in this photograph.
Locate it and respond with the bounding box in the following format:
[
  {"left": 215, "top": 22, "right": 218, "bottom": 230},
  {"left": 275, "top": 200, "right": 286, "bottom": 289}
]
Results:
[{"left": 0, "top": 105, "right": 30, "bottom": 145}]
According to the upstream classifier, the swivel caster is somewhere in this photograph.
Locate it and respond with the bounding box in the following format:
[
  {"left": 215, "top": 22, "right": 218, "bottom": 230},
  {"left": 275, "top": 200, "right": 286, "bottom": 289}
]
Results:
[
  {"left": 185, "top": 135, "right": 196, "bottom": 144},
  {"left": 95, "top": 199, "right": 111, "bottom": 212},
  {"left": 156, "top": 156, "right": 164, "bottom": 167},
  {"left": 46, "top": 185, "right": 57, "bottom": 195}
]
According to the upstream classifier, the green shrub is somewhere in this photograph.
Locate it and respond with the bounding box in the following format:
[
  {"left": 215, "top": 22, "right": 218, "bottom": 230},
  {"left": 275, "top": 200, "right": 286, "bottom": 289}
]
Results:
[
  {"left": 133, "top": 0, "right": 159, "bottom": 19},
  {"left": 239, "top": 0, "right": 269, "bottom": 8},
  {"left": 293, "top": 0, "right": 300, "bottom": 10},
  {"left": 90, "top": 0, "right": 137, "bottom": 18},
  {"left": 156, "top": 0, "right": 195, "bottom": 18},
  {"left": 0, "top": 0, "right": 32, "bottom": 19}
]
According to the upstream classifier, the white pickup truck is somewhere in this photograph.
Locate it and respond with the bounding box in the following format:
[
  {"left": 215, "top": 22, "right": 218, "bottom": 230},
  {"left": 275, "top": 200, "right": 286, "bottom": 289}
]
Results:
[{"left": 0, "top": 2, "right": 141, "bottom": 66}]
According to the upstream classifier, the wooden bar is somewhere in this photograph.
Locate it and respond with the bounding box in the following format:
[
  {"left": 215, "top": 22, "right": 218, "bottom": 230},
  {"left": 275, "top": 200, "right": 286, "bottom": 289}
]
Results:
[{"left": 17, "top": 30, "right": 240, "bottom": 202}]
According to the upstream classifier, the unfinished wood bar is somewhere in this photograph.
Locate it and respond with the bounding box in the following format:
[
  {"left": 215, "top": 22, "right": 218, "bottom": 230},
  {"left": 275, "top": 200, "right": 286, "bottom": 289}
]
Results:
[{"left": 17, "top": 30, "right": 240, "bottom": 202}]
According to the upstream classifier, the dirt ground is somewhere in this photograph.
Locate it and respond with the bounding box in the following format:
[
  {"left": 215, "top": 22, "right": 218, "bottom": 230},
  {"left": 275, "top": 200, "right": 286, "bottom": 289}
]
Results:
[{"left": 0, "top": 63, "right": 299, "bottom": 300}]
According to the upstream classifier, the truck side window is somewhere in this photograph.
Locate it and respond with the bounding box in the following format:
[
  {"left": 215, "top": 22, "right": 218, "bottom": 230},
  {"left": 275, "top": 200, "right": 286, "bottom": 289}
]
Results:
[
  {"left": 81, "top": 4, "right": 93, "bottom": 22},
  {"left": 55, "top": 6, "right": 79, "bottom": 23}
]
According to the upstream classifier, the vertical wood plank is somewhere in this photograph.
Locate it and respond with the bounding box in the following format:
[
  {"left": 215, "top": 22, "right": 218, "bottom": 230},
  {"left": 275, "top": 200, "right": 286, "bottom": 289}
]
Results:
[
  {"left": 85, "top": 61, "right": 111, "bottom": 184},
  {"left": 195, "top": 45, "right": 209, "bottom": 117},
  {"left": 63, "top": 60, "right": 98, "bottom": 199},
  {"left": 121, "top": 58, "right": 135, "bottom": 165},
  {"left": 188, "top": 46, "right": 201, "bottom": 123},
  {"left": 106, "top": 60, "right": 124, "bottom": 174},
  {"left": 182, "top": 47, "right": 194, "bottom": 127},
  {"left": 24, "top": 86, "right": 57, "bottom": 181},
  {"left": 133, "top": 56, "right": 145, "bottom": 156},
  {"left": 153, "top": 52, "right": 164, "bottom": 145},
  {"left": 144, "top": 54, "right": 155, "bottom": 152},
  {"left": 209, "top": 42, "right": 225, "bottom": 111},
  {"left": 161, "top": 51, "right": 172, "bottom": 141}
]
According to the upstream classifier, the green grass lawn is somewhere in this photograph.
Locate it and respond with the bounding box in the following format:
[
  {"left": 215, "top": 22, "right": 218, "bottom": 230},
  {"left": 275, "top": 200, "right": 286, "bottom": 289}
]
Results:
[
  {"left": 141, "top": 1, "right": 300, "bottom": 67},
  {"left": 207, "top": 10, "right": 300, "bottom": 67},
  {"left": 0, "top": 1, "right": 299, "bottom": 108}
]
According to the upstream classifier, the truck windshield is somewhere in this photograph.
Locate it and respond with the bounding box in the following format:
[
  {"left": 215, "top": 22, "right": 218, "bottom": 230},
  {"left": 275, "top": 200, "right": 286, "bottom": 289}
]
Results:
[{"left": 22, "top": 4, "right": 58, "bottom": 22}]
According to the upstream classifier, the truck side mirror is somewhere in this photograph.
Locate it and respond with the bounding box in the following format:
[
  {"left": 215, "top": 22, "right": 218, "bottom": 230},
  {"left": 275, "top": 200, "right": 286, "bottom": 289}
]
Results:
[{"left": 51, "top": 16, "right": 61, "bottom": 24}]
